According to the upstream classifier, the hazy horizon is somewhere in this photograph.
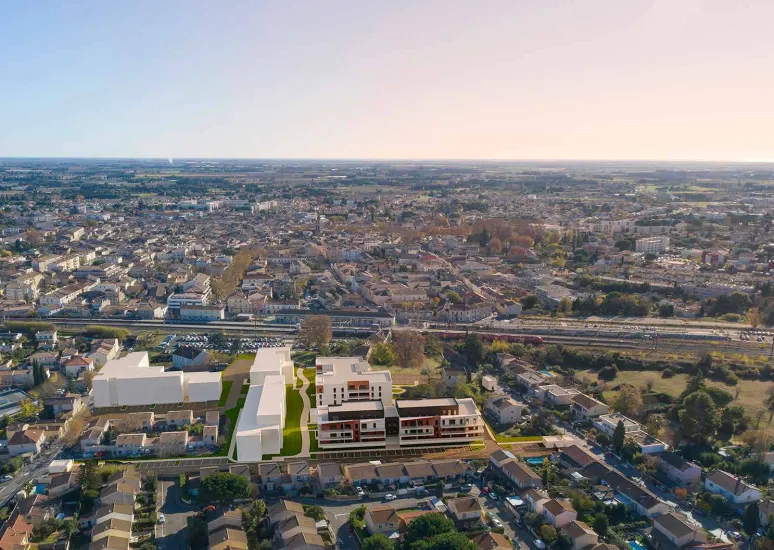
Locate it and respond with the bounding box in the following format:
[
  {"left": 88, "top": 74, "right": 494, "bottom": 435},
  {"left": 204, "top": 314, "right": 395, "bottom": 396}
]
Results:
[{"left": 2, "top": 1, "right": 773, "bottom": 161}]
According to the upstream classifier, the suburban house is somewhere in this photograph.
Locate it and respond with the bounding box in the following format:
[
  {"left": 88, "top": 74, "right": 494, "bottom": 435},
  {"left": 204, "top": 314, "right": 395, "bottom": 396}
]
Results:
[
  {"left": 561, "top": 520, "right": 599, "bottom": 550},
  {"left": 570, "top": 393, "right": 610, "bottom": 420},
  {"left": 316, "top": 463, "right": 345, "bottom": 488},
  {"left": 704, "top": 470, "right": 761, "bottom": 505},
  {"left": 484, "top": 395, "right": 523, "bottom": 425},
  {"left": 651, "top": 512, "right": 708, "bottom": 550},
  {"left": 8, "top": 429, "right": 47, "bottom": 457},
  {"left": 172, "top": 346, "right": 209, "bottom": 369},
  {"left": 657, "top": 452, "right": 702, "bottom": 488},
  {"left": 500, "top": 459, "right": 543, "bottom": 490},
  {"left": 543, "top": 499, "right": 578, "bottom": 527},
  {"left": 446, "top": 496, "right": 483, "bottom": 527},
  {"left": 365, "top": 507, "right": 400, "bottom": 536}
]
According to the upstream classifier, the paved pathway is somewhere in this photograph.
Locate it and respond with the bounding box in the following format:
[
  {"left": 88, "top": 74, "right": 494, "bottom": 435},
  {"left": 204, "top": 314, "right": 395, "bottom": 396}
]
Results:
[{"left": 297, "top": 368, "right": 311, "bottom": 457}]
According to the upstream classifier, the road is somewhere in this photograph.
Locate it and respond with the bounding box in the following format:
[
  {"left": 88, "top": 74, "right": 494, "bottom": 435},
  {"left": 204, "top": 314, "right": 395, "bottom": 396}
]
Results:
[
  {"left": 0, "top": 441, "right": 66, "bottom": 507},
  {"left": 156, "top": 480, "right": 197, "bottom": 550}
]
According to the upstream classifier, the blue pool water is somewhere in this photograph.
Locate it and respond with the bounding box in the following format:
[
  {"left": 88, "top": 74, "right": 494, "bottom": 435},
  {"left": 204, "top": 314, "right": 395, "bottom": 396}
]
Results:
[
  {"left": 540, "top": 370, "right": 555, "bottom": 377},
  {"left": 628, "top": 541, "right": 646, "bottom": 550},
  {"left": 526, "top": 457, "right": 545, "bottom": 465},
  {"left": 35, "top": 484, "right": 46, "bottom": 495}
]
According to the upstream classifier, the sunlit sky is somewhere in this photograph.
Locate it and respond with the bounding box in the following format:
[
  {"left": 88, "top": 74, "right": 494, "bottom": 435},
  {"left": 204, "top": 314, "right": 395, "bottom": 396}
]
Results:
[{"left": 1, "top": 1, "right": 773, "bottom": 161}]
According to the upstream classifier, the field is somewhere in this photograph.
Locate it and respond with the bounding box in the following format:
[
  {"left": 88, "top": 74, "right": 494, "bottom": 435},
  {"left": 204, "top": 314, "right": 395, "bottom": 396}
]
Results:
[{"left": 576, "top": 368, "right": 774, "bottom": 435}]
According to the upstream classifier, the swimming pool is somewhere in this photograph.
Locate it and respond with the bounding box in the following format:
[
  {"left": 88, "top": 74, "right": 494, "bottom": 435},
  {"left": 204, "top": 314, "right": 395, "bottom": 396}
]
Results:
[
  {"left": 526, "top": 457, "right": 546, "bottom": 465},
  {"left": 628, "top": 541, "right": 646, "bottom": 550},
  {"left": 539, "top": 370, "right": 556, "bottom": 377}
]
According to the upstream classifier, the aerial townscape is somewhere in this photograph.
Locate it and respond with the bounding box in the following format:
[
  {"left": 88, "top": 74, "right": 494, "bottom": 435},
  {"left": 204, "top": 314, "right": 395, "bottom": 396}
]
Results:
[{"left": 0, "top": 158, "right": 773, "bottom": 550}]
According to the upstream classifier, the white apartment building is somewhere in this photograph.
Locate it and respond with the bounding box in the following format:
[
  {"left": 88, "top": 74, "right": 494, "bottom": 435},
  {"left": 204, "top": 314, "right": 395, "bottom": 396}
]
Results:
[
  {"left": 167, "top": 292, "right": 209, "bottom": 309},
  {"left": 250, "top": 346, "right": 295, "bottom": 385},
  {"left": 4, "top": 272, "right": 44, "bottom": 301},
  {"left": 92, "top": 352, "right": 221, "bottom": 408},
  {"left": 179, "top": 305, "right": 225, "bottom": 322},
  {"left": 315, "top": 357, "right": 392, "bottom": 409},
  {"left": 235, "top": 375, "right": 286, "bottom": 461},
  {"left": 635, "top": 236, "right": 670, "bottom": 254},
  {"left": 593, "top": 413, "right": 641, "bottom": 437},
  {"left": 396, "top": 398, "right": 485, "bottom": 446}
]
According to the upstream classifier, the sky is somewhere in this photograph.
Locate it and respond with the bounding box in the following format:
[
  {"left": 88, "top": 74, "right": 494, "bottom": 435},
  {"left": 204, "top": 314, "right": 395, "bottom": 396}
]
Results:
[{"left": 1, "top": 0, "right": 773, "bottom": 161}]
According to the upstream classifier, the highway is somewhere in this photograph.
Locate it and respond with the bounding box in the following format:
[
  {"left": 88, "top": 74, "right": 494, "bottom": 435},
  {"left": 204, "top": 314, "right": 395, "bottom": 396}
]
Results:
[{"left": 11, "top": 315, "right": 772, "bottom": 357}]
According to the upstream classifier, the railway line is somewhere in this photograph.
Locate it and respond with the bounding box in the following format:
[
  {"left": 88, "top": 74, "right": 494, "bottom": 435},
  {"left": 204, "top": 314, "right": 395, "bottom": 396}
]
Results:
[{"left": 18, "top": 316, "right": 770, "bottom": 356}]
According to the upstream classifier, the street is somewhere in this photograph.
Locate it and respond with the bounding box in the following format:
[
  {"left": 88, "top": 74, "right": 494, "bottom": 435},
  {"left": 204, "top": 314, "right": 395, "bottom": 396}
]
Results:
[
  {"left": 0, "top": 442, "right": 66, "bottom": 507},
  {"left": 156, "top": 480, "right": 197, "bottom": 550}
]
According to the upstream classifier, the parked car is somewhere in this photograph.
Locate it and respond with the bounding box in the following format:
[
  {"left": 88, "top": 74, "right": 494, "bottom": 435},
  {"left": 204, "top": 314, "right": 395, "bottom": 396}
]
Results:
[
  {"left": 384, "top": 494, "right": 396, "bottom": 501},
  {"left": 158, "top": 514, "right": 166, "bottom": 524},
  {"left": 0, "top": 475, "right": 12, "bottom": 483},
  {"left": 459, "top": 484, "right": 473, "bottom": 492},
  {"left": 356, "top": 486, "right": 365, "bottom": 496}
]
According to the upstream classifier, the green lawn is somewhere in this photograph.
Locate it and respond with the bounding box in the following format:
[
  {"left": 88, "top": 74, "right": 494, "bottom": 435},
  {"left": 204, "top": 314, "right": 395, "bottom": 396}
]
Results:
[
  {"left": 240, "top": 383, "right": 249, "bottom": 395},
  {"left": 304, "top": 368, "right": 316, "bottom": 402},
  {"left": 292, "top": 351, "right": 317, "bottom": 368},
  {"left": 222, "top": 397, "right": 246, "bottom": 459},
  {"left": 484, "top": 418, "right": 543, "bottom": 444},
  {"left": 218, "top": 380, "right": 233, "bottom": 407},
  {"left": 279, "top": 385, "right": 304, "bottom": 457}
]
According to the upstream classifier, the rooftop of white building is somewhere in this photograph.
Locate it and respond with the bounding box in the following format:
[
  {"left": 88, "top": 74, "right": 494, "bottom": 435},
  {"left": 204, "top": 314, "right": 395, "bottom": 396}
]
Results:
[
  {"left": 316, "top": 356, "right": 392, "bottom": 384},
  {"left": 237, "top": 375, "right": 285, "bottom": 436}
]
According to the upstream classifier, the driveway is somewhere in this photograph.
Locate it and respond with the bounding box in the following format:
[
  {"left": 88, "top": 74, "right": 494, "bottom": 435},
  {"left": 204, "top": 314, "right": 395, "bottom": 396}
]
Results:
[{"left": 156, "top": 479, "right": 197, "bottom": 550}]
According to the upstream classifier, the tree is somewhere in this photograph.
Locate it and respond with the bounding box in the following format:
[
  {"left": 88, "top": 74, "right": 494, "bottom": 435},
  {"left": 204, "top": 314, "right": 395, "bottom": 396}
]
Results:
[
  {"left": 679, "top": 390, "right": 720, "bottom": 445},
  {"left": 748, "top": 307, "right": 763, "bottom": 329},
  {"left": 413, "top": 533, "right": 476, "bottom": 550},
  {"left": 303, "top": 505, "right": 325, "bottom": 522},
  {"left": 209, "top": 332, "right": 227, "bottom": 349},
  {"left": 446, "top": 291, "right": 462, "bottom": 305},
  {"left": 369, "top": 343, "right": 395, "bottom": 366},
  {"left": 613, "top": 420, "right": 626, "bottom": 452},
  {"left": 522, "top": 295, "right": 539, "bottom": 309},
  {"left": 200, "top": 472, "right": 250, "bottom": 504},
  {"left": 392, "top": 331, "right": 426, "bottom": 370},
  {"left": 744, "top": 502, "right": 761, "bottom": 536},
  {"left": 362, "top": 534, "right": 395, "bottom": 550},
  {"left": 539, "top": 524, "right": 558, "bottom": 544},
  {"left": 404, "top": 513, "right": 455, "bottom": 545},
  {"left": 77, "top": 459, "right": 101, "bottom": 491},
  {"left": 19, "top": 398, "right": 41, "bottom": 419},
  {"left": 461, "top": 333, "right": 485, "bottom": 367},
  {"left": 299, "top": 315, "right": 333, "bottom": 348},
  {"left": 592, "top": 513, "right": 609, "bottom": 537},
  {"left": 557, "top": 297, "right": 573, "bottom": 315},
  {"left": 611, "top": 385, "right": 643, "bottom": 417}
]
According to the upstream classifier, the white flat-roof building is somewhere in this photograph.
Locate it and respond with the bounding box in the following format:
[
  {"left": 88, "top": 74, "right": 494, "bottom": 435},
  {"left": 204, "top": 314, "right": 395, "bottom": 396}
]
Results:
[
  {"left": 92, "top": 352, "right": 221, "bottom": 408},
  {"left": 250, "top": 347, "right": 295, "bottom": 385},
  {"left": 235, "top": 375, "right": 286, "bottom": 461},
  {"left": 315, "top": 357, "right": 392, "bottom": 408}
]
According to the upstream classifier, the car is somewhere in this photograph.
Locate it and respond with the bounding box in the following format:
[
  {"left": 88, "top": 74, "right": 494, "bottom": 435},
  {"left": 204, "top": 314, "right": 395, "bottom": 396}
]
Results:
[
  {"left": 491, "top": 517, "right": 503, "bottom": 529},
  {"left": 481, "top": 487, "right": 490, "bottom": 494},
  {"left": 158, "top": 514, "right": 166, "bottom": 524},
  {"left": 459, "top": 484, "right": 473, "bottom": 492},
  {"left": 356, "top": 486, "right": 365, "bottom": 496},
  {"left": 0, "top": 475, "right": 12, "bottom": 482},
  {"left": 488, "top": 492, "right": 498, "bottom": 500},
  {"left": 384, "top": 494, "right": 396, "bottom": 501},
  {"left": 534, "top": 540, "right": 546, "bottom": 550},
  {"left": 202, "top": 505, "right": 216, "bottom": 513}
]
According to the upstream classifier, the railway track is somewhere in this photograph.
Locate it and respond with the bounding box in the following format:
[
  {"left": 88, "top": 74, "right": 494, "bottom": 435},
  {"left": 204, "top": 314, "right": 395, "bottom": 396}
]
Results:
[{"left": 17, "top": 316, "right": 769, "bottom": 356}]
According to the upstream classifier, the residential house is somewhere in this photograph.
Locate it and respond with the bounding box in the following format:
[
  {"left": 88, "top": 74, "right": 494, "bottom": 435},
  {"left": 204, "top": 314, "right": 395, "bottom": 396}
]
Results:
[
  {"left": 657, "top": 452, "right": 702, "bottom": 489},
  {"left": 345, "top": 463, "right": 379, "bottom": 486},
  {"left": 8, "top": 429, "right": 46, "bottom": 457},
  {"left": 114, "top": 434, "right": 147, "bottom": 457},
  {"left": 268, "top": 500, "right": 306, "bottom": 526},
  {"left": 158, "top": 431, "right": 188, "bottom": 456},
  {"left": 286, "top": 462, "right": 311, "bottom": 488},
  {"left": 209, "top": 528, "right": 248, "bottom": 550},
  {"left": 651, "top": 512, "right": 708, "bottom": 550},
  {"left": 99, "top": 484, "right": 136, "bottom": 507},
  {"left": 365, "top": 507, "right": 400, "bottom": 535},
  {"left": 203, "top": 425, "right": 218, "bottom": 446},
  {"left": 760, "top": 500, "right": 774, "bottom": 526},
  {"left": 500, "top": 459, "right": 543, "bottom": 490},
  {"left": 165, "top": 409, "right": 194, "bottom": 429},
  {"left": 125, "top": 412, "right": 155, "bottom": 432},
  {"left": 172, "top": 346, "right": 209, "bottom": 370},
  {"left": 207, "top": 510, "right": 242, "bottom": 534},
  {"left": 48, "top": 471, "right": 79, "bottom": 498},
  {"left": 404, "top": 462, "right": 436, "bottom": 485},
  {"left": 63, "top": 356, "right": 95, "bottom": 378},
  {"left": 704, "top": 470, "right": 761, "bottom": 505},
  {"left": 316, "top": 463, "right": 345, "bottom": 488},
  {"left": 91, "top": 519, "right": 132, "bottom": 543},
  {"left": 472, "top": 532, "right": 512, "bottom": 550},
  {"left": 561, "top": 520, "right": 599, "bottom": 550},
  {"left": 543, "top": 499, "right": 577, "bottom": 527},
  {"left": 489, "top": 450, "right": 516, "bottom": 469},
  {"left": 275, "top": 513, "right": 317, "bottom": 542},
  {"left": 559, "top": 445, "right": 599, "bottom": 470},
  {"left": 89, "top": 339, "right": 120, "bottom": 368},
  {"left": 571, "top": 394, "right": 610, "bottom": 420},
  {"left": 96, "top": 504, "right": 134, "bottom": 525},
  {"left": 446, "top": 496, "right": 483, "bottom": 527},
  {"left": 259, "top": 463, "right": 283, "bottom": 492},
  {"left": 485, "top": 396, "right": 523, "bottom": 425}
]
